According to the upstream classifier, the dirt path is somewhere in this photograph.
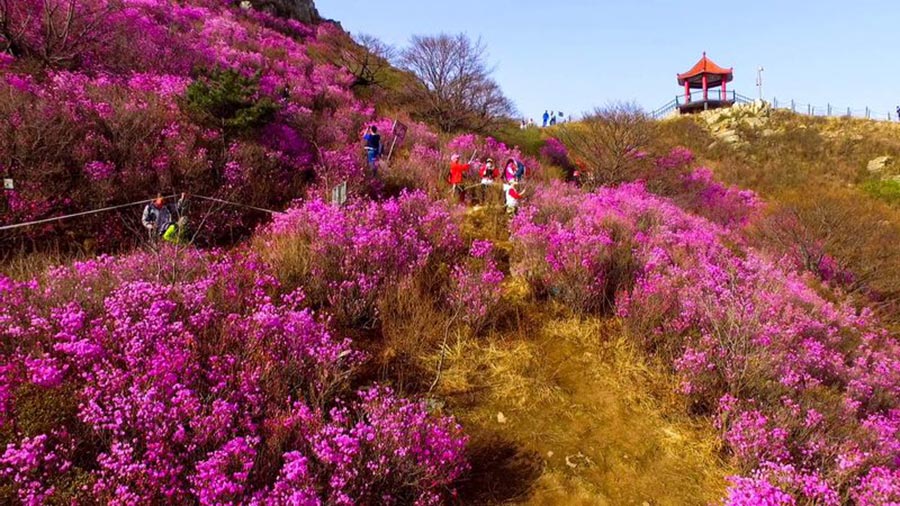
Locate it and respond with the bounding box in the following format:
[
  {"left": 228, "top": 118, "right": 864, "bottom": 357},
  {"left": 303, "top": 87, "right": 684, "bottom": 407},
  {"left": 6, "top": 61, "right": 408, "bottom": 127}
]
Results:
[{"left": 438, "top": 313, "right": 730, "bottom": 505}]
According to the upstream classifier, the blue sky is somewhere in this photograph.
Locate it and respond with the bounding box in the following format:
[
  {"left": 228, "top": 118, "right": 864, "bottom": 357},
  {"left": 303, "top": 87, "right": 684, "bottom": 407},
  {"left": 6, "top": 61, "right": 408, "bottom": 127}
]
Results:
[{"left": 317, "top": 0, "right": 899, "bottom": 121}]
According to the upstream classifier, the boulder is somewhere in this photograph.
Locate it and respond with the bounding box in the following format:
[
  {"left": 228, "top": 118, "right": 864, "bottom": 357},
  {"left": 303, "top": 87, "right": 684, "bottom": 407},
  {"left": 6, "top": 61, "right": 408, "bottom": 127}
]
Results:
[
  {"left": 718, "top": 130, "right": 741, "bottom": 144},
  {"left": 868, "top": 156, "right": 894, "bottom": 173}
]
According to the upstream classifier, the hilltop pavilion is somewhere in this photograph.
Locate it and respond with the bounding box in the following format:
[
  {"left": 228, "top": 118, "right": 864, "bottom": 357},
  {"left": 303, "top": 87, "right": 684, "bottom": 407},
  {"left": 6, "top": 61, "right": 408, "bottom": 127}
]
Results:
[{"left": 676, "top": 52, "right": 734, "bottom": 114}]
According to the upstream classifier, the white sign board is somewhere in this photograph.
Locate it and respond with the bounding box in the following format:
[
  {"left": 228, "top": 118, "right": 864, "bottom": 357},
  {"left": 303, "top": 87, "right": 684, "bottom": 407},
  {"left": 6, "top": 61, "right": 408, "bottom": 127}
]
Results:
[
  {"left": 2, "top": 178, "right": 12, "bottom": 190},
  {"left": 331, "top": 182, "right": 347, "bottom": 206}
]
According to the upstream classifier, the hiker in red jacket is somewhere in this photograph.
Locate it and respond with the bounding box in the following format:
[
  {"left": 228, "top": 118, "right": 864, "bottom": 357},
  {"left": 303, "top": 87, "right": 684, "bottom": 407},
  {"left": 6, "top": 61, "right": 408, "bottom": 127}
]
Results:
[
  {"left": 478, "top": 158, "right": 499, "bottom": 205},
  {"left": 448, "top": 154, "right": 469, "bottom": 204}
]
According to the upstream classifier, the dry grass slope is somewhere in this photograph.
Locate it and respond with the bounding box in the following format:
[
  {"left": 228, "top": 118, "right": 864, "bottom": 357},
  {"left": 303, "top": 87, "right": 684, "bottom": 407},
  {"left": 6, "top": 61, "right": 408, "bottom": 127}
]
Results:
[
  {"left": 434, "top": 273, "right": 730, "bottom": 505},
  {"left": 657, "top": 109, "right": 900, "bottom": 324}
]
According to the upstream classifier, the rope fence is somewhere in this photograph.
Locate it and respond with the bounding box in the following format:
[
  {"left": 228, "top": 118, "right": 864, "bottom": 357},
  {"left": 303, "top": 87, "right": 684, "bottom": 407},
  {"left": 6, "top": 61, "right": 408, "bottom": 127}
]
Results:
[{"left": 0, "top": 194, "right": 282, "bottom": 232}]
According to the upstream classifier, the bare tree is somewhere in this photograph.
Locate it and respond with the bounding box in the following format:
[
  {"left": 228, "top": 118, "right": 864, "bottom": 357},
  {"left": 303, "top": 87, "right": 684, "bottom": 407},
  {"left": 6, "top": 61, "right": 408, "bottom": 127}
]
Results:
[
  {"left": 557, "top": 102, "right": 652, "bottom": 189},
  {"left": 314, "top": 29, "right": 397, "bottom": 89},
  {"left": 343, "top": 34, "right": 396, "bottom": 88},
  {"left": 398, "top": 33, "right": 514, "bottom": 133}
]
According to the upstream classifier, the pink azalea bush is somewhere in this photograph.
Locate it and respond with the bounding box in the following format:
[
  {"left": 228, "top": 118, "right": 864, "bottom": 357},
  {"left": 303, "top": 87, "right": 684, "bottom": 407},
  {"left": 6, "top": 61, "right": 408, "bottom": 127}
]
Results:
[
  {"left": 643, "top": 147, "right": 761, "bottom": 228},
  {"left": 540, "top": 137, "right": 575, "bottom": 174},
  {"left": 262, "top": 191, "right": 465, "bottom": 326},
  {"left": 447, "top": 240, "right": 506, "bottom": 333},
  {"left": 0, "top": 0, "right": 377, "bottom": 247},
  {"left": 0, "top": 247, "right": 468, "bottom": 504},
  {"left": 510, "top": 181, "right": 644, "bottom": 313},
  {"left": 513, "top": 181, "right": 900, "bottom": 503}
]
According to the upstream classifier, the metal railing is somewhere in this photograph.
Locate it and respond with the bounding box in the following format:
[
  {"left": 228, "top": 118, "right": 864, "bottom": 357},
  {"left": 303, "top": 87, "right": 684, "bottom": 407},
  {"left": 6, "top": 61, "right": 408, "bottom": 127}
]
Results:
[
  {"left": 650, "top": 98, "right": 679, "bottom": 119},
  {"left": 677, "top": 89, "right": 736, "bottom": 105},
  {"left": 651, "top": 90, "right": 753, "bottom": 118},
  {"left": 770, "top": 98, "right": 897, "bottom": 122},
  {"left": 650, "top": 92, "right": 896, "bottom": 122}
]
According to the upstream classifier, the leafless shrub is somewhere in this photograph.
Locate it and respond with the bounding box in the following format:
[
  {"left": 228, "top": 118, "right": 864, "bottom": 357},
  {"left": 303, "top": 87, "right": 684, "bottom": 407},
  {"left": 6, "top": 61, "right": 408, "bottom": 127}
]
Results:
[
  {"left": 754, "top": 188, "right": 900, "bottom": 304},
  {"left": 557, "top": 102, "right": 652, "bottom": 188}
]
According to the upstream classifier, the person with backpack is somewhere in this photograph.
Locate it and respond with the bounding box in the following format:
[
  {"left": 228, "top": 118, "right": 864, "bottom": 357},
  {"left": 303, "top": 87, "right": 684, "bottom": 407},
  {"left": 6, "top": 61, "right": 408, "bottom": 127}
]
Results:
[
  {"left": 503, "top": 179, "right": 524, "bottom": 215},
  {"left": 142, "top": 193, "right": 186, "bottom": 242},
  {"left": 448, "top": 154, "right": 470, "bottom": 204},
  {"left": 514, "top": 160, "right": 527, "bottom": 182},
  {"left": 478, "top": 158, "right": 499, "bottom": 205},
  {"left": 363, "top": 125, "right": 382, "bottom": 173}
]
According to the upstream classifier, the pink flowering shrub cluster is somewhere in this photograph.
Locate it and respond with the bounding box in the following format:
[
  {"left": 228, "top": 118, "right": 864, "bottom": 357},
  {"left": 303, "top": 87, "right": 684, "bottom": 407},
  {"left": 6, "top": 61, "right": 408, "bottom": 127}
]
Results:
[
  {"left": 0, "top": 0, "right": 379, "bottom": 247},
  {"left": 510, "top": 181, "right": 643, "bottom": 313},
  {"left": 447, "top": 240, "right": 506, "bottom": 333},
  {"left": 262, "top": 191, "right": 465, "bottom": 326},
  {"left": 513, "top": 181, "right": 900, "bottom": 503},
  {"left": 645, "top": 147, "right": 761, "bottom": 228},
  {"left": 539, "top": 138, "right": 575, "bottom": 174},
  {"left": 0, "top": 247, "right": 468, "bottom": 504}
]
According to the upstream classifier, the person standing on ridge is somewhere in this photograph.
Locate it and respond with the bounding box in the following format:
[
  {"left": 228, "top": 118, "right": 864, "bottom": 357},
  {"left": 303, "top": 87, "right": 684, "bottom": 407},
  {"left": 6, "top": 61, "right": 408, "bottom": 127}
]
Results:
[
  {"left": 142, "top": 193, "right": 186, "bottom": 242},
  {"left": 549, "top": 113, "right": 557, "bottom": 126},
  {"left": 448, "top": 154, "right": 470, "bottom": 204},
  {"left": 542, "top": 110, "right": 550, "bottom": 127},
  {"left": 896, "top": 106, "right": 900, "bottom": 122},
  {"left": 363, "top": 125, "right": 382, "bottom": 173}
]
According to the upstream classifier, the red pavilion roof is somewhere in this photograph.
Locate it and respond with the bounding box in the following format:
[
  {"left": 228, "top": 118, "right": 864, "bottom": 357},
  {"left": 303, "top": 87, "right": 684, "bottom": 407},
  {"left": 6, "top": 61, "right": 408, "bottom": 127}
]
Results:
[{"left": 677, "top": 52, "right": 733, "bottom": 88}]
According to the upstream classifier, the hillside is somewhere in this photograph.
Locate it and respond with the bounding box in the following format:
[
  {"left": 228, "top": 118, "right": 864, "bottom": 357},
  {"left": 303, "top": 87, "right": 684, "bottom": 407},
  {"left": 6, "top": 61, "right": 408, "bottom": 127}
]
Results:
[
  {"left": 2, "top": 2, "right": 900, "bottom": 505},
  {"left": 655, "top": 105, "right": 900, "bottom": 324}
]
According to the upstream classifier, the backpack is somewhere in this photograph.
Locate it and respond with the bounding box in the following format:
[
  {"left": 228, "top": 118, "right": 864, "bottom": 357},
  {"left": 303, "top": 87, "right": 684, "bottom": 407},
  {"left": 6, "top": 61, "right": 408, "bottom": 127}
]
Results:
[{"left": 515, "top": 161, "right": 526, "bottom": 180}]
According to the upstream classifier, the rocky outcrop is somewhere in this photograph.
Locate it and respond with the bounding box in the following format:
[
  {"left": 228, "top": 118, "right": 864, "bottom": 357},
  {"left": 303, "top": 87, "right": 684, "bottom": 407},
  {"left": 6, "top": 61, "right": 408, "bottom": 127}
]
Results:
[
  {"left": 247, "top": 0, "right": 320, "bottom": 24},
  {"left": 698, "top": 100, "right": 773, "bottom": 147}
]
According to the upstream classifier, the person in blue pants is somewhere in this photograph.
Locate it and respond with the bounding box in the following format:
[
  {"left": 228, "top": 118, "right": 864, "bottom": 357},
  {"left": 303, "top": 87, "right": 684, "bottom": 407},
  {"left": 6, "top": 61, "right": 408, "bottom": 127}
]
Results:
[{"left": 363, "top": 125, "right": 382, "bottom": 174}]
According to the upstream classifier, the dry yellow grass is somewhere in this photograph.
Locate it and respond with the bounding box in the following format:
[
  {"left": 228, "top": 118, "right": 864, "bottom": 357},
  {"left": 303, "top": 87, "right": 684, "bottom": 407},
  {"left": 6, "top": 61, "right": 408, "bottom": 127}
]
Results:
[{"left": 429, "top": 282, "right": 731, "bottom": 505}]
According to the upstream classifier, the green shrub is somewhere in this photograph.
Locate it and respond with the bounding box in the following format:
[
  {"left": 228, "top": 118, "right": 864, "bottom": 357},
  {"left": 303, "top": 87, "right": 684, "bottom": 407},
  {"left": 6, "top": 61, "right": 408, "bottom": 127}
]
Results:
[
  {"left": 183, "top": 68, "right": 279, "bottom": 136},
  {"left": 861, "top": 179, "right": 900, "bottom": 205}
]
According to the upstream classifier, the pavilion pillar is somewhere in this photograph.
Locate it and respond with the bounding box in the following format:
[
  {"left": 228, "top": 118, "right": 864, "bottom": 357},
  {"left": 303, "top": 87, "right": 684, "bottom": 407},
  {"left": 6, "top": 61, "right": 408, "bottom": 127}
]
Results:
[
  {"left": 684, "top": 81, "right": 690, "bottom": 103},
  {"left": 702, "top": 74, "right": 708, "bottom": 101},
  {"left": 722, "top": 78, "right": 727, "bottom": 101}
]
